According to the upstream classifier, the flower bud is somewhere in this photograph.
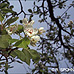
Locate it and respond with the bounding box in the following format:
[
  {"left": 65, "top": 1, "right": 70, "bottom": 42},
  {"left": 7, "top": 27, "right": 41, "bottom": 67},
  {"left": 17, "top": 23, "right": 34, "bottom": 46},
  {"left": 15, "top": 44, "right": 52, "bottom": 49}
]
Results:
[
  {"left": 68, "top": 20, "right": 73, "bottom": 25},
  {"left": 38, "top": 27, "right": 45, "bottom": 34}
]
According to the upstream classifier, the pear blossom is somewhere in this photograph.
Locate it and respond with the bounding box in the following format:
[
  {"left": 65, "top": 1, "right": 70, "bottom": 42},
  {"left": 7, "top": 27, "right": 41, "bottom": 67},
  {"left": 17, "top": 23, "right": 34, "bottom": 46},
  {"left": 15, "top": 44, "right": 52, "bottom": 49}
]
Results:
[
  {"left": 23, "top": 18, "right": 37, "bottom": 37},
  {"left": 30, "top": 35, "right": 40, "bottom": 43},
  {"left": 6, "top": 23, "right": 18, "bottom": 35},
  {"left": 22, "top": 18, "right": 28, "bottom": 25},
  {"left": 24, "top": 25, "right": 38, "bottom": 37},
  {"left": 22, "top": 18, "right": 45, "bottom": 47},
  {"left": 38, "top": 27, "right": 45, "bottom": 34},
  {"left": 22, "top": 18, "right": 34, "bottom": 26},
  {"left": 6, "top": 29, "right": 12, "bottom": 35}
]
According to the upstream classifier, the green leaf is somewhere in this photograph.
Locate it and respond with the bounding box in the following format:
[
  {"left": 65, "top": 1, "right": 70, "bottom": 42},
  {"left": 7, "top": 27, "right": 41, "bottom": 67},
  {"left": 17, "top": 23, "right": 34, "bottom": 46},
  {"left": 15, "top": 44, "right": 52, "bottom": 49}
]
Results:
[
  {"left": 0, "top": 25, "right": 8, "bottom": 35},
  {"left": 10, "top": 50, "right": 30, "bottom": 65},
  {"left": 14, "top": 50, "right": 26, "bottom": 61},
  {"left": 2, "top": 29, "right": 8, "bottom": 35},
  {"left": 16, "top": 25, "right": 23, "bottom": 33},
  {"left": 28, "top": 9, "right": 32, "bottom": 13},
  {"left": 14, "top": 37, "right": 30, "bottom": 49},
  {"left": 10, "top": 50, "right": 16, "bottom": 58},
  {"left": 5, "top": 17, "right": 19, "bottom": 25},
  {"left": 8, "top": 39, "right": 19, "bottom": 45},
  {"left": 1, "top": 35, "right": 11, "bottom": 40},
  {"left": 0, "top": 3, "right": 9, "bottom": 8},
  {"left": 22, "top": 49, "right": 31, "bottom": 65},
  {"left": 0, "top": 35, "right": 11, "bottom": 48},
  {"left": 22, "top": 49, "right": 40, "bottom": 63},
  {"left": 29, "top": 49, "right": 40, "bottom": 63},
  {"left": 1, "top": 8, "right": 15, "bottom": 13},
  {"left": 40, "top": 69, "right": 45, "bottom": 72},
  {"left": 0, "top": 13, "right": 4, "bottom": 22},
  {"left": 0, "top": 41, "right": 9, "bottom": 48},
  {"left": 10, "top": 48, "right": 40, "bottom": 65}
]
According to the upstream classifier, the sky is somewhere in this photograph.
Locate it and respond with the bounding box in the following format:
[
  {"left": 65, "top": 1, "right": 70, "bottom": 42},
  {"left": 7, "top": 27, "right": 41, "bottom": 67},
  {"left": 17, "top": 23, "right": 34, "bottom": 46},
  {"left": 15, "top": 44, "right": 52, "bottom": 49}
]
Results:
[{"left": 0, "top": 0, "right": 74, "bottom": 74}]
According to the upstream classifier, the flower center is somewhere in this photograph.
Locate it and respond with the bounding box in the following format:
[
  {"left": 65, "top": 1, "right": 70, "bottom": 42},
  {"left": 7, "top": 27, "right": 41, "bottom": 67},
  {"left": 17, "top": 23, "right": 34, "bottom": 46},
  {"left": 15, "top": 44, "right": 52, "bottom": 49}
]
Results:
[
  {"left": 10, "top": 26, "right": 16, "bottom": 32},
  {"left": 27, "top": 29, "right": 33, "bottom": 34},
  {"left": 10, "top": 27, "right": 13, "bottom": 32}
]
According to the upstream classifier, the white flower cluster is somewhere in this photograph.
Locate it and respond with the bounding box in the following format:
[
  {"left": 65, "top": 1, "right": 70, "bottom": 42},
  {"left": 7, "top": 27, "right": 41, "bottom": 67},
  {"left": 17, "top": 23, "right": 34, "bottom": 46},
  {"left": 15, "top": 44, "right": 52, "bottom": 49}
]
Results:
[
  {"left": 6, "top": 18, "right": 45, "bottom": 46},
  {"left": 23, "top": 18, "right": 45, "bottom": 46}
]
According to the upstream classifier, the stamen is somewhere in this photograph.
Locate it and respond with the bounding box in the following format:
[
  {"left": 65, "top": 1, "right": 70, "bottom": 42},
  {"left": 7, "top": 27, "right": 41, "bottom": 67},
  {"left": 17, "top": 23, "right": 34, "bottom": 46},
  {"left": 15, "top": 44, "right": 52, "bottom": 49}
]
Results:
[{"left": 10, "top": 27, "right": 13, "bottom": 32}]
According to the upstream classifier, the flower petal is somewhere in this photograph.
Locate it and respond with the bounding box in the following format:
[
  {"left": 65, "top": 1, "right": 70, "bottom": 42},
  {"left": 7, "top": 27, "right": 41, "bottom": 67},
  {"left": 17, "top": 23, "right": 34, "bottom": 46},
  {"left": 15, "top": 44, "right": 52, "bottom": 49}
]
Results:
[
  {"left": 28, "top": 20, "right": 34, "bottom": 26},
  {"left": 22, "top": 18, "right": 28, "bottom": 25},
  {"left": 6, "top": 29, "right": 12, "bottom": 35},
  {"left": 30, "top": 35, "right": 40, "bottom": 43},
  {"left": 39, "top": 27, "right": 44, "bottom": 30},
  {"left": 38, "top": 27, "right": 45, "bottom": 34},
  {"left": 24, "top": 25, "right": 38, "bottom": 37}
]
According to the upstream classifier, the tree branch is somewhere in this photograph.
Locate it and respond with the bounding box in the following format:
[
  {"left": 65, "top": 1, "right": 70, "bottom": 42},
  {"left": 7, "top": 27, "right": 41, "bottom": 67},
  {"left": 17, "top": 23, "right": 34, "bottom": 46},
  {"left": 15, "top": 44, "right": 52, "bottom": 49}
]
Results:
[{"left": 47, "top": 0, "right": 74, "bottom": 50}]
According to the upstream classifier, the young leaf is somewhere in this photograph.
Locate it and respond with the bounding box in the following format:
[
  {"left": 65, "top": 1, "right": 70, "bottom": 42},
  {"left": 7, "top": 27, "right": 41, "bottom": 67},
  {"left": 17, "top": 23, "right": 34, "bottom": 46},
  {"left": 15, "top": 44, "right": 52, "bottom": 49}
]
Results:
[
  {"left": 8, "top": 39, "right": 19, "bottom": 45},
  {"left": 0, "top": 13, "right": 4, "bottom": 22},
  {"left": 0, "top": 3, "right": 9, "bottom": 8},
  {"left": 5, "top": 17, "right": 19, "bottom": 25},
  {"left": 1, "top": 8, "right": 15, "bottom": 13},
  {"left": 10, "top": 50, "right": 17, "bottom": 58},
  {"left": 14, "top": 37, "right": 30, "bottom": 49},
  {"left": 28, "top": 9, "right": 32, "bottom": 13}
]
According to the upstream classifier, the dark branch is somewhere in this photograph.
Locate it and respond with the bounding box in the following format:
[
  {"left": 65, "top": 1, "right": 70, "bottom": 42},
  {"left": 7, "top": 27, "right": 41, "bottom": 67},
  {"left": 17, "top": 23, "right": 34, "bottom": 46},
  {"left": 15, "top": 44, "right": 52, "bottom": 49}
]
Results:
[{"left": 47, "top": 0, "right": 74, "bottom": 50}]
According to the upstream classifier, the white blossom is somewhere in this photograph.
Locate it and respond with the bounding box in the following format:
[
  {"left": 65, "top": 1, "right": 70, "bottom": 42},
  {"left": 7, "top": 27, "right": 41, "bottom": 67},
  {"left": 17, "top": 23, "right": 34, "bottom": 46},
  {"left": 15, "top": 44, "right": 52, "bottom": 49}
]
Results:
[
  {"left": 22, "top": 18, "right": 28, "bottom": 25},
  {"left": 30, "top": 35, "right": 40, "bottom": 43},
  {"left": 24, "top": 25, "right": 38, "bottom": 37},
  {"left": 6, "top": 29, "right": 12, "bottom": 35},
  {"left": 28, "top": 20, "right": 34, "bottom": 26},
  {"left": 38, "top": 27, "right": 45, "bottom": 34},
  {"left": 6, "top": 24, "right": 18, "bottom": 35},
  {"left": 22, "top": 18, "right": 34, "bottom": 26},
  {"left": 23, "top": 18, "right": 37, "bottom": 37},
  {"left": 22, "top": 18, "right": 45, "bottom": 47}
]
